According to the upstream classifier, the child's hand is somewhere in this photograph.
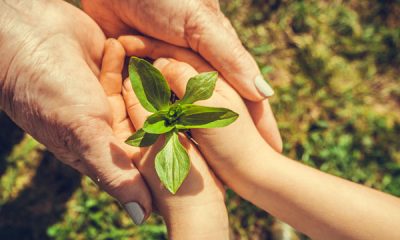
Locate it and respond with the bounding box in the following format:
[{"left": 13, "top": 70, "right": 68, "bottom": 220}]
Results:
[
  {"left": 118, "top": 35, "right": 279, "bottom": 198},
  {"left": 100, "top": 39, "right": 229, "bottom": 239},
  {"left": 116, "top": 36, "right": 400, "bottom": 240}
]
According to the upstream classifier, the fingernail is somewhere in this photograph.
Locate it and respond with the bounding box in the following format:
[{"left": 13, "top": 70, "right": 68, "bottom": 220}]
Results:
[
  {"left": 124, "top": 202, "right": 145, "bottom": 225},
  {"left": 123, "top": 78, "right": 132, "bottom": 90},
  {"left": 153, "top": 58, "right": 170, "bottom": 69},
  {"left": 106, "top": 38, "right": 117, "bottom": 46},
  {"left": 254, "top": 75, "right": 274, "bottom": 97}
]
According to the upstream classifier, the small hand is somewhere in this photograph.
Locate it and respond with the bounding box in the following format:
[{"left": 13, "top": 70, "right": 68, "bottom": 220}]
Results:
[
  {"left": 100, "top": 38, "right": 229, "bottom": 239},
  {"left": 116, "top": 35, "right": 279, "bottom": 196}
]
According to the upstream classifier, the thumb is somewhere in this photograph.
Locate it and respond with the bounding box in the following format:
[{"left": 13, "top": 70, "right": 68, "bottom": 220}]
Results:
[
  {"left": 70, "top": 121, "right": 152, "bottom": 225},
  {"left": 185, "top": 7, "right": 274, "bottom": 101},
  {"left": 122, "top": 78, "right": 151, "bottom": 129}
]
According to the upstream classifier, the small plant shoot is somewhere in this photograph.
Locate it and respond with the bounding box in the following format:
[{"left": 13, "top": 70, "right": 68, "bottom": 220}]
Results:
[{"left": 125, "top": 57, "right": 238, "bottom": 194}]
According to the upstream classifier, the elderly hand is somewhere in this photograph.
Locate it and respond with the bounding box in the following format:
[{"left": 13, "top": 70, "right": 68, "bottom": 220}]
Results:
[
  {"left": 81, "top": 0, "right": 282, "bottom": 150},
  {"left": 0, "top": 0, "right": 151, "bottom": 224}
]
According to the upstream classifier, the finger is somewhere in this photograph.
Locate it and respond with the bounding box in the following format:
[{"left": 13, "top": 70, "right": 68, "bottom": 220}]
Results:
[
  {"left": 204, "top": 0, "right": 220, "bottom": 12},
  {"left": 122, "top": 78, "right": 151, "bottom": 129},
  {"left": 73, "top": 122, "right": 152, "bottom": 225},
  {"left": 217, "top": 23, "right": 280, "bottom": 154},
  {"left": 100, "top": 39, "right": 131, "bottom": 131},
  {"left": 100, "top": 39, "right": 125, "bottom": 96},
  {"left": 113, "top": 118, "right": 136, "bottom": 140},
  {"left": 154, "top": 58, "right": 237, "bottom": 112},
  {"left": 246, "top": 99, "right": 283, "bottom": 153},
  {"left": 98, "top": 39, "right": 153, "bottom": 222},
  {"left": 153, "top": 58, "right": 196, "bottom": 99},
  {"left": 185, "top": 8, "right": 274, "bottom": 101},
  {"left": 218, "top": 14, "right": 239, "bottom": 39}
]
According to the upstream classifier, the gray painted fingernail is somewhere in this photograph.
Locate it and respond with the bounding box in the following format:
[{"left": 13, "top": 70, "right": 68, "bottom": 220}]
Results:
[
  {"left": 254, "top": 75, "right": 274, "bottom": 97},
  {"left": 124, "top": 202, "right": 145, "bottom": 225}
]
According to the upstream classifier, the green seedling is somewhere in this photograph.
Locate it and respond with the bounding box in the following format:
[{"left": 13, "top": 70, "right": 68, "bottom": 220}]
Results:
[{"left": 125, "top": 57, "right": 238, "bottom": 194}]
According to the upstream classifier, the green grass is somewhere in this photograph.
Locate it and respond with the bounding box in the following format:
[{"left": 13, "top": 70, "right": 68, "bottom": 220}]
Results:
[{"left": 1, "top": 0, "right": 399, "bottom": 239}]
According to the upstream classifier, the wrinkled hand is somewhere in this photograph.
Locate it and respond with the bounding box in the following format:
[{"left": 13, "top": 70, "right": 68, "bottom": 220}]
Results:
[
  {"left": 0, "top": 0, "right": 151, "bottom": 224},
  {"left": 82, "top": 0, "right": 275, "bottom": 101},
  {"left": 100, "top": 38, "right": 229, "bottom": 239}
]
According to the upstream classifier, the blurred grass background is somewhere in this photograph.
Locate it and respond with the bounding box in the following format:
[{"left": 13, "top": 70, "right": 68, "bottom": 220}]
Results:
[{"left": 1, "top": 0, "right": 399, "bottom": 239}]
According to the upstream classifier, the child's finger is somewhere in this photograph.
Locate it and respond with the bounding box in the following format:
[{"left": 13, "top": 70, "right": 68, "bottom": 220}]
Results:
[
  {"left": 100, "top": 39, "right": 125, "bottom": 95},
  {"left": 99, "top": 39, "right": 127, "bottom": 126},
  {"left": 113, "top": 119, "right": 136, "bottom": 140},
  {"left": 154, "top": 58, "right": 232, "bottom": 108},
  {"left": 153, "top": 58, "right": 197, "bottom": 100},
  {"left": 100, "top": 40, "right": 148, "bottom": 168},
  {"left": 98, "top": 40, "right": 153, "bottom": 224},
  {"left": 122, "top": 78, "right": 151, "bottom": 129}
]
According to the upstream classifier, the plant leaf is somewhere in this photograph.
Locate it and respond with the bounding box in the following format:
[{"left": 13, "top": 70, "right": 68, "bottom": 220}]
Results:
[
  {"left": 125, "top": 129, "right": 159, "bottom": 147},
  {"left": 180, "top": 72, "right": 218, "bottom": 104},
  {"left": 155, "top": 131, "right": 190, "bottom": 194},
  {"left": 129, "top": 57, "right": 171, "bottom": 112},
  {"left": 175, "top": 104, "right": 239, "bottom": 129},
  {"left": 143, "top": 111, "right": 175, "bottom": 134}
]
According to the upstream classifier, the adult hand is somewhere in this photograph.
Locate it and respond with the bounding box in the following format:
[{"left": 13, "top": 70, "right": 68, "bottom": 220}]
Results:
[
  {"left": 81, "top": 1, "right": 279, "bottom": 131},
  {"left": 0, "top": 0, "right": 151, "bottom": 224}
]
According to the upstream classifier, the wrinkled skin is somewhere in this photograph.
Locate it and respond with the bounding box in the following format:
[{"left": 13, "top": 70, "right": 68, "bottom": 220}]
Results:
[
  {"left": 81, "top": 0, "right": 272, "bottom": 101},
  {"left": 0, "top": 0, "right": 151, "bottom": 214}
]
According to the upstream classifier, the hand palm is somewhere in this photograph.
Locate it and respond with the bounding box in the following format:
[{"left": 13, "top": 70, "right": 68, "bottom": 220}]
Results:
[
  {"left": 3, "top": 0, "right": 107, "bottom": 167},
  {"left": 1, "top": 0, "right": 152, "bottom": 219}
]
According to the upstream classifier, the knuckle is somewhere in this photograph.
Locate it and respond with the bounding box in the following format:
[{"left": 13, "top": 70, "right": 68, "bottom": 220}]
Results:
[
  {"left": 96, "top": 170, "right": 141, "bottom": 201},
  {"left": 101, "top": 173, "right": 126, "bottom": 195},
  {"left": 126, "top": 99, "right": 143, "bottom": 114},
  {"left": 167, "top": 61, "right": 191, "bottom": 77},
  {"left": 100, "top": 72, "right": 122, "bottom": 83},
  {"left": 164, "top": 62, "right": 193, "bottom": 86},
  {"left": 229, "top": 44, "right": 252, "bottom": 69},
  {"left": 184, "top": 6, "right": 211, "bottom": 52},
  {"left": 204, "top": 0, "right": 220, "bottom": 11},
  {"left": 223, "top": 43, "right": 259, "bottom": 84}
]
